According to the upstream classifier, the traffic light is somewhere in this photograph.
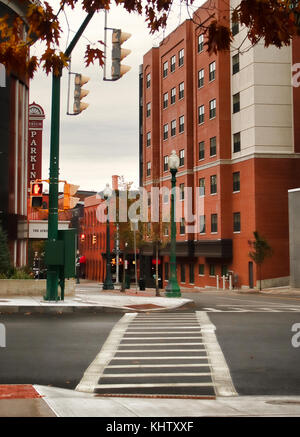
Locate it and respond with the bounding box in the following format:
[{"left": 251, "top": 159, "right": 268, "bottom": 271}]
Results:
[
  {"left": 31, "top": 182, "right": 43, "bottom": 208},
  {"left": 92, "top": 235, "right": 97, "bottom": 245},
  {"left": 111, "top": 29, "right": 131, "bottom": 80},
  {"left": 80, "top": 233, "right": 86, "bottom": 242},
  {"left": 73, "top": 74, "right": 90, "bottom": 114},
  {"left": 63, "top": 183, "right": 80, "bottom": 209}
]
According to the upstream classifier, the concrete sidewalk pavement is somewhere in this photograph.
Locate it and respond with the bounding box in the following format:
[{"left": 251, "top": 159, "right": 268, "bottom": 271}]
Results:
[{"left": 1, "top": 384, "right": 300, "bottom": 417}]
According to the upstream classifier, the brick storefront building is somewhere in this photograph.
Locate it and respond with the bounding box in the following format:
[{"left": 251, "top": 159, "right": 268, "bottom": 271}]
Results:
[{"left": 140, "top": 0, "right": 300, "bottom": 289}]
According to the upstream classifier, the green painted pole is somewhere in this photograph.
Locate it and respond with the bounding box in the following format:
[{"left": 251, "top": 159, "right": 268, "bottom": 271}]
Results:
[
  {"left": 44, "top": 11, "right": 95, "bottom": 301},
  {"left": 103, "top": 199, "right": 114, "bottom": 290},
  {"left": 44, "top": 71, "right": 61, "bottom": 301},
  {"left": 165, "top": 168, "right": 181, "bottom": 297}
]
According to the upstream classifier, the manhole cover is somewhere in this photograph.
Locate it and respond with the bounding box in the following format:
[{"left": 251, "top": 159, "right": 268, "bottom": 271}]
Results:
[
  {"left": 266, "top": 400, "right": 300, "bottom": 406},
  {"left": 125, "top": 304, "right": 164, "bottom": 310}
]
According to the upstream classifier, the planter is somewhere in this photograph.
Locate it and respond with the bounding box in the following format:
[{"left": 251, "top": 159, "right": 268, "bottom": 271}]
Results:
[{"left": 0, "top": 279, "right": 75, "bottom": 296}]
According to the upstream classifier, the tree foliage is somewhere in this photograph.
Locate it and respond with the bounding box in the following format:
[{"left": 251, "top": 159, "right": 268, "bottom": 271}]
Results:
[
  {"left": 248, "top": 231, "right": 273, "bottom": 290},
  {"left": 0, "top": 0, "right": 300, "bottom": 78}
]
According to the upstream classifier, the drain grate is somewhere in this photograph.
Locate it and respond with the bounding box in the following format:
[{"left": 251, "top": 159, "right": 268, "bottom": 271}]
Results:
[{"left": 95, "top": 393, "right": 216, "bottom": 400}]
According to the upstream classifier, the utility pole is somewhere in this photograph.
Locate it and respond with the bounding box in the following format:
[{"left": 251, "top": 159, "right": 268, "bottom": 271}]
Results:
[{"left": 44, "top": 11, "right": 95, "bottom": 301}]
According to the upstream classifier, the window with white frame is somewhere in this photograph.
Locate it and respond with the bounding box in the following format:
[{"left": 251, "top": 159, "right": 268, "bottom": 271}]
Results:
[
  {"left": 171, "top": 87, "right": 176, "bottom": 104},
  {"left": 163, "top": 123, "right": 168, "bottom": 140},
  {"left": 146, "top": 73, "right": 151, "bottom": 88},
  {"left": 179, "top": 183, "right": 184, "bottom": 200},
  {"left": 170, "top": 55, "right": 176, "bottom": 72},
  {"left": 198, "top": 105, "right": 205, "bottom": 124},
  {"left": 178, "top": 49, "right": 184, "bottom": 66},
  {"left": 146, "top": 131, "right": 151, "bottom": 147},
  {"left": 146, "top": 161, "right": 151, "bottom": 176},
  {"left": 146, "top": 102, "right": 151, "bottom": 117},
  {"left": 179, "top": 82, "right": 184, "bottom": 99},
  {"left": 179, "top": 115, "right": 184, "bottom": 133},
  {"left": 198, "top": 34, "right": 204, "bottom": 52},
  {"left": 199, "top": 215, "right": 206, "bottom": 234},
  {"left": 199, "top": 178, "right": 205, "bottom": 196},
  {"left": 163, "top": 61, "right": 168, "bottom": 78},
  {"left": 163, "top": 92, "right": 168, "bottom": 109},
  {"left": 210, "top": 136, "right": 217, "bottom": 156},
  {"left": 209, "top": 61, "right": 216, "bottom": 81},
  {"left": 171, "top": 119, "right": 176, "bottom": 136},
  {"left": 209, "top": 99, "right": 216, "bottom": 119},
  {"left": 179, "top": 149, "right": 184, "bottom": 167},
  {"left": 198, "top": 69, "right": 204, "bottom": 88},
  {"left": 163, "top": 156, "right": 168, "bottom": 172}
]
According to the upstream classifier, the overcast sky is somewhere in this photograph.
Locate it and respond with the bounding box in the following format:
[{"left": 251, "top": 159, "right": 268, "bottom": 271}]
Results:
[{"left": 30, "top": 0, "right": 206, "bottom": 193}]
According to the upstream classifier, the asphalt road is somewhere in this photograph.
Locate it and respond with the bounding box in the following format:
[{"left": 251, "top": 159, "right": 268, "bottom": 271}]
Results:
[
  {"left": 1, "top": 293, "right": 300, "bottom": 396},
  {"left": 0, "top": 313, "right": 122, "bottom": 389}
]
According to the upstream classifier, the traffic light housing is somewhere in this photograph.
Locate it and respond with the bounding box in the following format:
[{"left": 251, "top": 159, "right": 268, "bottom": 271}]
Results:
[
  {"left": 63, "top": 183, "right": 80, "bottom": 210},
  {"left": 73, "top": 74, "right": 89, "bottom": 114},
  {"left": 111, "top": 29, "right": 131, "bottom": 80},
  {"left": 31, "top": 182, "right": 43, "bottom": 208},
  {"left": 92, "top": 235, "right": 97, "bottom": 245},
  {"left": 80, "top": 233, "right": 86, "bottom": 243}
]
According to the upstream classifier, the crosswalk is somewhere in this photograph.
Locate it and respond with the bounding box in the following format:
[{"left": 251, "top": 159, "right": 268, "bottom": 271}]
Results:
[
  {"left": 76, "top": 312, "right": 237, "bottom": 398},
  {"left": 203, "top": 305, "right": 300, "bottom": 312}
]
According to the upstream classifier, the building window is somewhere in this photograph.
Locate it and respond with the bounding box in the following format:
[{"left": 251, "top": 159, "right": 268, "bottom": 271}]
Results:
[
  {"left": 163, "top": 92, "right": 168, "bottom": 109},
  {"left": 179, "top": 115, "right": 184, "bottom": 133},
  {"left": 146, "top": 161, "right": 151, "bottom": 176},
  {"left": 198, "top": 69, "right": 204, "bottom": 88},
  {"left": 179, "top": 183, "right": 184, "bottom": 200},
  {"left": 179, "top": 149, "right": 184, "bottom": 166},
  {"left": 199, "top": 141, "right": 205, "bottom": 160},
  {"left": 209, "top": 264, "right": 216, "bottom": 276},
  {"left": 210, "top": 175, "right": 217, "bottom": 194},
  {"left": 178, "top": 48, "right": 184, "bottom": 66},
  {"left": 233, "top": 93, "right": 240, "bottom": 113},
  {"left": 170, "top": 55, "right": 176, "bottom": 72},
  {"left": 180, "top": 264, "right": 186, "bottom": 282},
  {"left": 198, "top": 105, "right": 205, "bottom": 124},
  {"left": 163, "top": 192, "right": 169, "bottom": 203},
  {"left": 232, "top": 53, "right": 239, "bottom": 74},
  {"left": 233, "top": 212, "right": 241, "bottom": 232},
  {"left": 146, "top": 102, "right": 151, "bottom": 117},
  {"left": 163, "top": 61, "right": 168, "bottom": 78},
  {"left": 198, "top": 34, "right": 204, "bottom": 52},
  {"left": 146, "top": 131, "right": 151, "bottom": 147},
  {"left": 209, "top": 61, "right": 216, "bottom": 81},
  {"left": 199, "top": 178, "right": 205, "bottom": 196},
  {"left": 169, "top": 119, "right": 176, "bottom": 137},
  {"left": 233, "top": 172, "right": 240, "bottom": 192},
  {"left": 171, "top": 87, "right": 176, "bottom": 104},
  {"left": 163, "top": 155, "right": 168, "bottom": 172},
  {"left": 232, "top": 20, "right": 239, "bottom": 36},
  {"left": 199, "top": 264, "right": 205, "bottom": 275},
  {"left": 233, "top": 132, "right": 241, "bottom": 153},
  {"left": 211, "top": 214, "right": 218, "bottom": 233},
  {"left": 179, "top": 82, "right": 184, "bottom": 99},
  {"left": 199, "top": 215, "right": 206, "bottom": 234},
  {"left": 165, "top": 262, "right": 169, "bottom": 280},
  {"left": 146, "top": 73, "right": 151, "bottom": 88},
  {"left": 163, "top": 224, "right": 169, "bottom": 236},
  {"left": 163, "top": 123, "right": 168, "bottom": 140},
  {"left": 180, "top": 218, "right": 185, "bottom": 235},
  {"left": 189, "top": 264, "right": 195, "bottom": 284},
  {"left": 209, "top": 99, "right": 216, "bottom": 119},
  {"left": 221, "top": 265, "right": 228, "bottom": 276},
  {"left": 210, "top": 136, "right": 217, "bottom": 156},
  {"left": 148, "top": 192, "right": 151, "bottom": 206}
]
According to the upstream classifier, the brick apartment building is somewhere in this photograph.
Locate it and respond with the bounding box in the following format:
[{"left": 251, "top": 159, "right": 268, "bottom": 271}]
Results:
[{"left": 140, "top": 0, "right": 300, "bottom": 289}]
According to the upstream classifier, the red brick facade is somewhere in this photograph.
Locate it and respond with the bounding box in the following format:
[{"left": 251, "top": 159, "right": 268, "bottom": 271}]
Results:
[{"left": 141, "top": 0, "right": 300, "bottom": 289}]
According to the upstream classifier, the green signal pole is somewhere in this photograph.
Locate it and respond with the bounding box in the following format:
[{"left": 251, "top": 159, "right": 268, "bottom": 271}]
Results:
[
  {"left": 165, "top": 168, "right": 181, "bottom": 297},
  {"left": 44, "top": 11, "right": 95, "bottom": 301}
]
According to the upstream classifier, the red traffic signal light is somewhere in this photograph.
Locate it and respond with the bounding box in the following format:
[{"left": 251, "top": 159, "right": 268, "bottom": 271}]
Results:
[
  {"left": 31, "top": 182, "right": 43, "bottom": 208},
  {"left": 31, "top": 183, "right": 43, "bottom": 195},
  {"left": 80, "top": 233, "right": 86, "bottom": 242}
]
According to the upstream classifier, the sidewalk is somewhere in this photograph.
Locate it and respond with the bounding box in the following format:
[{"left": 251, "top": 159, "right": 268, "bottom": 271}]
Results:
[{"left": 1, "top": 384, "right": 300, "bottom": 417}]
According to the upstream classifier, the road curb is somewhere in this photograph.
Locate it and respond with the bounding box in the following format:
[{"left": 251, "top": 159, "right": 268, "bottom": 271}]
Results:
[{"left": 0, "top": 301, "right": 195, "bottom": 314}]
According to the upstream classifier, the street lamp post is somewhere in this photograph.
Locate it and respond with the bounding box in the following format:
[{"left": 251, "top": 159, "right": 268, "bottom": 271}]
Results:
[
  {"left": 165, "top": 150, "right": 181, "bottom": 297},
  {"left": 103, "top": 184, "right": 114, "bottom": 290},
  {"left": 130, "top": 218, "right": 139, "bottom": 293}
]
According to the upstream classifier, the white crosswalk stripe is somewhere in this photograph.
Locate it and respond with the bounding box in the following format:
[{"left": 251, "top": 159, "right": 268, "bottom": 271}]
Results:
[{"left": 76, "top": 311, "right": 237, "bottom": 398}]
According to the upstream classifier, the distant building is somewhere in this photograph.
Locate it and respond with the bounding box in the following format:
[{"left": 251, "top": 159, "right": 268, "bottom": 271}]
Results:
[
  {"left": 0, "top": 0, "right": 33, "bottom": 267},
  {"left": 140, "top": 0, "right": 300, "bottom": 289}
]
